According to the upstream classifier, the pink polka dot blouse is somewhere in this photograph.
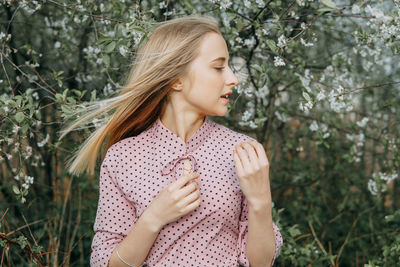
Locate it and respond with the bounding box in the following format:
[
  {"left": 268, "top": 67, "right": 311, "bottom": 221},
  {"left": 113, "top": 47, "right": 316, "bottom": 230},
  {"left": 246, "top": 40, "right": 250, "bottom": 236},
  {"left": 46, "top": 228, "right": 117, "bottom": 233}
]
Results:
[{"left": 90, "top": 115, "right": 283, "bottom": 266}]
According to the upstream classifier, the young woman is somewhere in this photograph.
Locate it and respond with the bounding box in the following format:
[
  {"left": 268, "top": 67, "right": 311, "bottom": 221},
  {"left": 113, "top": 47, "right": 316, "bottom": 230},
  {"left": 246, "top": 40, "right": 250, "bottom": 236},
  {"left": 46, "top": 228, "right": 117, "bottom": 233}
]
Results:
[{"left": 60, "top": 15, "right": 282, "bottom": 267}]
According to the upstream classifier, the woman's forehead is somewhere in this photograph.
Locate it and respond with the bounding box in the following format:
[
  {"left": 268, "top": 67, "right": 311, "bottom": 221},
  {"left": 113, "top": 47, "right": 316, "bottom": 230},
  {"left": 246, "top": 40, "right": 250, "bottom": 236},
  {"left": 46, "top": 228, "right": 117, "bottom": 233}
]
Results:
[{"left": 197, "top": 33, "right": 229, "bottom": 63}]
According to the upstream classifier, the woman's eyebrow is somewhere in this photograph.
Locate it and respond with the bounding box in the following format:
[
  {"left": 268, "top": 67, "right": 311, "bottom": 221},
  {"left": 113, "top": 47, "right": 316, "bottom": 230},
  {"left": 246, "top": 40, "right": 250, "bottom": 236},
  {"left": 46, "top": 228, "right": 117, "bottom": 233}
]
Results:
[{"left": 210, "top": 56, "right": 229, "bottom": 63}]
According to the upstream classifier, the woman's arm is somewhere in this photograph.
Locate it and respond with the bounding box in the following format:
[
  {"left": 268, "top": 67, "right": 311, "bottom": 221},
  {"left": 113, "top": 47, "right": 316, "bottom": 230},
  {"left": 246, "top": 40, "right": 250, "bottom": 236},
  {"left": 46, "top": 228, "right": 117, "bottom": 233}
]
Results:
[
  {"left": 90, "top": 146, "right": 164, "bottom": 267},
  {"left": 108, "top": 210, "right": 163, "bottom": 267}
]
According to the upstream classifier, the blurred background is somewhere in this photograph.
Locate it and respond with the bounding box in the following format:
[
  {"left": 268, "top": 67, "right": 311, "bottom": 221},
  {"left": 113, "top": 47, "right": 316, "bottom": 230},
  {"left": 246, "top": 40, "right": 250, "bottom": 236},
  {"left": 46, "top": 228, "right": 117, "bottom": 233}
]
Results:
[{"left": 0, "top": 0, "right": 399, "bottom": 266}]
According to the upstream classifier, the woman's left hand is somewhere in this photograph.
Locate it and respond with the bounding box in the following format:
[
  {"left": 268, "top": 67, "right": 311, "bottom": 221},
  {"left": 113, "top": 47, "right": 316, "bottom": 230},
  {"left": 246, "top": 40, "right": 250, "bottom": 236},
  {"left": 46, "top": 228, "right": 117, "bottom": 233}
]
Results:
[{"left": 233, "top": 140, "right": 272, "bottom": 208}]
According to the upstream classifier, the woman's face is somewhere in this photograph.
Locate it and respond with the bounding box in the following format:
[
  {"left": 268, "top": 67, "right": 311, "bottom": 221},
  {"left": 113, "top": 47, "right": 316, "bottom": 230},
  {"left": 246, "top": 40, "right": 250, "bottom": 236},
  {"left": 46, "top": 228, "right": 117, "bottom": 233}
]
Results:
[{"left": 175, "top": 32, "right": 239, "bottom": 117}]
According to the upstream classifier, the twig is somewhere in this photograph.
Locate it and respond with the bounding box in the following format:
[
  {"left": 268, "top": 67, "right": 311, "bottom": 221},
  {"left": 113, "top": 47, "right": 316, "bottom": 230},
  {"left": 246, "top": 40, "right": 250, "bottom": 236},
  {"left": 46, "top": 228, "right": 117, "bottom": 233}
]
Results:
[
  {"left": 308, "top": 220, "right": 335, "bottom": 266},
  {"left": 335, "top": 216, "right": 358, "bottom": 266},
  {"left": 0, "top": 209, "right": 8, "bottom": 223},
  {"left": 1, "top": 5, "right": 21, "bottom": 95},
  {"left": 0, "top": 234, "right": 44, "bottom": 267},
  {"left": 5, "top": 218, "right": 47, "bottom": 236},
  {"left": 46, "top": 0, "right": 127, "bottom": 23},
  {"left": 0, "top": 51, "right": 56, "bottom": 96},
  {"left": 328, "top": 14, "right": 376, "bottom": 19}
]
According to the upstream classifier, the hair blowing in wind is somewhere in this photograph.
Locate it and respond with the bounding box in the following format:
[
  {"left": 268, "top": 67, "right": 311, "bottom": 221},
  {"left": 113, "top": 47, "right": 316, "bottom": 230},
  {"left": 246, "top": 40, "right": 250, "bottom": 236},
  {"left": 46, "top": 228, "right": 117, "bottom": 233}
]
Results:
[{"left": 58, "top": 15, "right": 221, "bottom": 177}]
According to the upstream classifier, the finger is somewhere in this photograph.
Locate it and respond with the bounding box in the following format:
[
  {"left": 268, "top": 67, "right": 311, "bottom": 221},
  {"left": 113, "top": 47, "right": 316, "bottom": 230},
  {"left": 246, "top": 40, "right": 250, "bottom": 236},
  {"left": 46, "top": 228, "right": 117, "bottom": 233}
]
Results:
[
  {"left": 233, "top": 149, "right": 245, "bottom": 178},
  {"left": 235, "top": 144, "right": 252, "bottom": 174},
  {"left": 241, "top": 142, "right": 260, "bottom": 170},
  {"left": 176, "top": 181, "right": 198, "bottom": 200},
  {"left": 170, "top": 172, "right": 199, "bottom": 191},
  {"left": 183, "top": 198, "right": 202, "bottom": 213},
  {"left": 179, "top": 188, "right": 200, "bottom": 207},
  {"left": 250, "top": 141, "right": 269, "bottom": 166}
]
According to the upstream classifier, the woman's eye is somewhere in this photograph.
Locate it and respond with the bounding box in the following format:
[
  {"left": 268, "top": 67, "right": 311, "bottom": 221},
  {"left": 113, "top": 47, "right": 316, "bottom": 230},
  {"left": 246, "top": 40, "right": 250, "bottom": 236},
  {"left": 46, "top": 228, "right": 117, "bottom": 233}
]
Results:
[{"left": 215, "top": 67, "right": 225, "bottom": 71}]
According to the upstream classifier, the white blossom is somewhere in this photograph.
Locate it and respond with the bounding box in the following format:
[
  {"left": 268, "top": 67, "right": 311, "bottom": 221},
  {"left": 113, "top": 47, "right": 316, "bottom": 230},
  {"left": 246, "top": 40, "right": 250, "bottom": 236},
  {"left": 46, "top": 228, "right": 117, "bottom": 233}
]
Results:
[
  {"left": 368, "top": 179, "right": 378, "bottom": 195},
  {"left": 316, "top": 91, "right": 326, "bottom": 101},
  {"left": 255, "top": 0, "right": 264, "bottom": 8},
  {"left": 0, "top": 32, "right": 12, "bottom": 41},
  {"left": 274, "top": 56, "right": 285, "bottom": 66},
  {"left": 37, "top": 133, "right": 50, "bottom": 147},
  {"left": 356, "top": 117, "right": 369, "bottom": 128},
  {"left": 277, "top": 35, "right": 287, "bottom": 48},
  {"left": 351, "top": 4, "right": 360, "bottom": 14},
  {"left": 241, "top": 110, "right": 252, "bottom": 121},
  {"left": 248, "top": 120, "right": 258, "bottom": 129},
  {"left": 12, "top": 125, "right": 20, "bottom": 134},
  {"left": 323, "top": 132, "right": 330, "bottom": 139},
  {"left": 346, "top": 134, "right": 354, "bottom": 141},
  {"left": 373, "top": 172, "right": 398, "bottom": 183},
  {"left": 320, "top": 123, "right": 328, "bottom": 132},
  {"left": 32, "top": 91, "right": 39, "bottom": 100},
  {"left": 22, "top": 183, "right": 30, "bottom": 189},
  {"left": 299, "top": 101, "right": 313, "bottom": 112},
  {"left": 295, "top": 69, "right": 313, "bottom": 92},
  {"left": 275, "top": 111, "right": 289, "bottom": 122},
  {"left": 357, "top": 133, "right": 365, "bottom": 147},
  {"left": 309, "top": 121, "right": 319, "bottom": 131},
  {"left": 159, "top": 1, "right": 168, "bottom": 9},
  {"left": 244, "top": 36, "right": 256, "bottom": 47},
  {"left": 25, "top": 176, "right": 34, "bottom": 184},
  {"left": 300, "top": 37, "right": 314, "bottom": 47}
]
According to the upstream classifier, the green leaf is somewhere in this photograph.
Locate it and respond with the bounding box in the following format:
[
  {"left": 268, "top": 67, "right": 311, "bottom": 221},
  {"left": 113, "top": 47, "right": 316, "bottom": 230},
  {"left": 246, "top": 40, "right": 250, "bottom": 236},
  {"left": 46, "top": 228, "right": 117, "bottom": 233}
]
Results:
[
  {"left": 61, "top": 105, "right": 73, "bottom": 114},
  {"left": 321, "top": 0, "right": 337, "bottom": 9},
  {"left": 32, "top": 245, "right": 43, "bottom": 254},
  {"left": 63, "top": 88, "right": 69, "bottom": 98},
  {"left": 15, "top": 95, "right": 22, "bottom": 107},
  {"left": 13, "top": 185, "right": 20, "bottom": 195},
  {"left": 317, "top": 7, "right": 335, "bottom": 14},
  {"left": 16, "top": 236, "right": 27, "bottom": 249},
  {"left": 22, "top": 189, "right": 28, "bottom": 196},
  {"left": 302, "top": 91, "right": 311, "bottom": 102},
  {"left": 323, "top": 141, "right": 330, "bottom": 149},
  {"left": 137, "top": 33, "right": 148, "bottom": 47},
  {"left": 266, "top": 39, "right": 278, "bottom": 53},
  {"left": 96, "top": 33, "right": 111, "bottom": 45},
  {"left": 105, "top": 41, "right": 116, "bottom": 53},
  {"left": 288, "top": 226, "right": 301, "bottom": 237},
  {"left": 251, "top": 64, "right": 263, "bottom": 73},
  {"left": 103, "top": 54, "right": 110, "bottom": 66},
  {"left": 55, "top": 93, "right": 64, "bottom": 103},
  {"left": 91, "top": 90, "right": 97, "bottom": 101},
  {"left": 35, "top": 110, "right": 42, "bottom": 120},
  {"left": 15, "top": 112, "right": 25, "bottom": 123},
  {"left": 21, "top": 124, "right": 29, "bottom": 134}
]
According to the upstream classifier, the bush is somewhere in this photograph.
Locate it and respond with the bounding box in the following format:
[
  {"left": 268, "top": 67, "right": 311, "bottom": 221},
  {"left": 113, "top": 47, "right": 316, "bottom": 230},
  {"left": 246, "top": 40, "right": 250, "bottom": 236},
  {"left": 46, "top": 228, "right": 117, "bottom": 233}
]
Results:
[{"left": 1, "top": 0, "right": 399, "bottom": 266}]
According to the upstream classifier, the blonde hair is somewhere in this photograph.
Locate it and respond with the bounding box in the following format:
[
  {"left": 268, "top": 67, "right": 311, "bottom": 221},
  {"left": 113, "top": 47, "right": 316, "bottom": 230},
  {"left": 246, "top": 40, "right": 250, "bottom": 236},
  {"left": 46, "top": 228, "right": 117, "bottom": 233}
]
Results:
[{"left": 58, "top": 15, "right": 221, "bottom": 177}]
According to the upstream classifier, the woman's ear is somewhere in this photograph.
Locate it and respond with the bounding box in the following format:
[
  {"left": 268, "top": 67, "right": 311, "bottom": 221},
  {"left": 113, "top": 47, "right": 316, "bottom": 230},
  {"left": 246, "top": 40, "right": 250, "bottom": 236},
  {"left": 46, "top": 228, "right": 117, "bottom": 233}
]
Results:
[{"left": 170, "top": 78, "right": 184, "bottom": 91}]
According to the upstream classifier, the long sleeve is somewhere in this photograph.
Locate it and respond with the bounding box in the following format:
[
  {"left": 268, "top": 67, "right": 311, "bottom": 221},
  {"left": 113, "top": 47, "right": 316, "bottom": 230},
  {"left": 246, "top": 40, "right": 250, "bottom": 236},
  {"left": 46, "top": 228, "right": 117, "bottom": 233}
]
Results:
[
  {"left": 90, "top": 149, "right": 137, "bottom": 267},
  {"left": 236, "top": 195, "right": 283, "bottom": 266}
]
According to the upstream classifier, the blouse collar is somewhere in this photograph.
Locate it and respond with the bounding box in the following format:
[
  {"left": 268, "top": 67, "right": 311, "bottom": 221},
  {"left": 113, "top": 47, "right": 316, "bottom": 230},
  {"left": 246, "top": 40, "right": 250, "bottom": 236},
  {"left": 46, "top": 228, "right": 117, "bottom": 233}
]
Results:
[{"left": 151, "top": 115, "right": 215, "bottom": 177}]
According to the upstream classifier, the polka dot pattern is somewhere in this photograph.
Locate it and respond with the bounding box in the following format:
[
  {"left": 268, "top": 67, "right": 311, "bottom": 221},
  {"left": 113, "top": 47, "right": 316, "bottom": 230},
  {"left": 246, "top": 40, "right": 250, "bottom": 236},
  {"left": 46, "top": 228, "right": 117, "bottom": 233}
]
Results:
[{"left": 90, "top": 115, "right": 283, "bottom": 266}]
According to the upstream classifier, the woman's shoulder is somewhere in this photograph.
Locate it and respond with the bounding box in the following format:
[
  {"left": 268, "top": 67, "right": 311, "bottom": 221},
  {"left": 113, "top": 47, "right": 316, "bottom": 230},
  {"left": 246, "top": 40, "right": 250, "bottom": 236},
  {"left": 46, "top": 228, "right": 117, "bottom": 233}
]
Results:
[
  {"left": 106, "top": 128, "right": 152, "bottom": 153},
  {"left": 212, "top": 120, "right": 257, "bottom": 145}
]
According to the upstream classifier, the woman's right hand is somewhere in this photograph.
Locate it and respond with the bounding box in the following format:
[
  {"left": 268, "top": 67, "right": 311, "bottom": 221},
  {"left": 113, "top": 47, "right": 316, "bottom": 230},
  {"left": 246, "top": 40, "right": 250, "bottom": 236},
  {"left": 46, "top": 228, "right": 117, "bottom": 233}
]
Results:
[{"left": 145, "top": 172, "right": 201, "bottom": 229}]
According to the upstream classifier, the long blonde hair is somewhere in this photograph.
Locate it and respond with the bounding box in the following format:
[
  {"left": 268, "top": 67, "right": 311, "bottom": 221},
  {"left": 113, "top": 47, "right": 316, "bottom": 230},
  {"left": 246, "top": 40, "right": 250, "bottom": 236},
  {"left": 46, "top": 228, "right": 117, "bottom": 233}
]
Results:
[{"left": 58, "top": 15, "right": 221, "bottom": 176}]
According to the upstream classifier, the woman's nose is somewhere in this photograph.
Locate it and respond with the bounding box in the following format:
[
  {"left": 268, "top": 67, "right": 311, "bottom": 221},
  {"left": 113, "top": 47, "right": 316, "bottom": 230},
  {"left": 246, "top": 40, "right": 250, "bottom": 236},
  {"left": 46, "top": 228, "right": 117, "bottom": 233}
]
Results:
[{"left": 227, "top": 67, "right": 239, "bottom": 86}]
